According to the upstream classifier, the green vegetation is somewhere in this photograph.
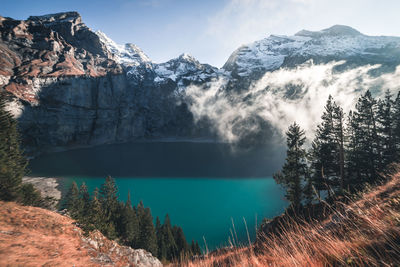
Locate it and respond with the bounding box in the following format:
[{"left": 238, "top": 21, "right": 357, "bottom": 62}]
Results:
[
  {"left": 273, "top": 122, "right": 308, "bottom": 209},
  {"left": 275, "top": 90, "right": 400, "bottom": 209},
  {"left": 0, "top": 94, "right": 49, "bottom": 207},
  {"left": 62, "top": 176, "right": 202, "bottom": 262}
]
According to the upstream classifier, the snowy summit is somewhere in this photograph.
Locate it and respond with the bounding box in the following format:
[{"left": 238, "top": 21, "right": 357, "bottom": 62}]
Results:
[{"left": 223, "top": 25, "right": 400, "bottom": 76}]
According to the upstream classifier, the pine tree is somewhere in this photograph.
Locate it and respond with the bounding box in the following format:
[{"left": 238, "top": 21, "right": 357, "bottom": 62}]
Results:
[
  {"left": 273, "top": 122, "right": 308, "bottom": 209},
  {"left": 309, "top": 140, "right": 324, "bottom": 198},
  {"left": 172, "top": 226, "right": 189, "bottom": 258},
  {"left": 20, "top": 183, "right": 42, "bottom": 206},
  {"left": 63, "top": 182, "right": 80, "bottom": 217},
  {"left": 78, "top": 182, "right": 90, "bottom": 219},
  {"left": 156, "top": 216, "right": 167, "bottom": 260},
  {"left": 99, "top": 176, "right": 119, "bottom": 219},
  {"left": 345, "top": 91, "right": 387, "bottom": 189},
  {"left": 136, "top": 200, "right": 145, "bottom": 222},
  {"left": 88, "top": 188, "right": 106, "bottom": 232},
  {"left": 121, "top": 192, "right": 139, "bottom": 247},
  {"left": 309, "top": 96, "right": 345, "bottom": 197},
  {"left": 161, "top": 214, "right": 178, "bottom": 260},
  {"left": 137, "top": 206, "right": 158, "bottom": 256},
  {"left": 303, "top": 165, "right": 314, "bottom": 206},
  {"left": 353, "top": 91, "right": 381, "bottom": 182},
  {"left": 99, "top": 176, "right": 119, "bottom": 239},
  {"left": 377, "top": 90, "right": 396, "bottom": 167},
  {"left": 345, "top": 110, "right": 363, "bottom": 189},
  {"left": 332, "top": 101, "right": 346, "bottom": 191},
  {"left": 392, "top": 91, "right": 400, "bottom": 161},
  {"left": 0, "top": 94, "right": 27, "bottom": 201},
  {"left": 60, "top": 180, "right": 193, "bottom": 260}
]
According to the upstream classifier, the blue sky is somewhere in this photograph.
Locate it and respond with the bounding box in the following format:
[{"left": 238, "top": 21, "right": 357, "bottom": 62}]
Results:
[{"left": 2, "top": 0, "right": 400, "bottom": 67}]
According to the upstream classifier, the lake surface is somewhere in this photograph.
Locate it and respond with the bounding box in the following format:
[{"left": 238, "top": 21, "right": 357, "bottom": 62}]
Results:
[{"left": 29, "top": 141, "right": 288, "bottom": 250}]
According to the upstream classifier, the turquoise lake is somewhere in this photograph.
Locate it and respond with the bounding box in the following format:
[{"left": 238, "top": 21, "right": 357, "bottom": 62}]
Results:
[{"left": 29, "top": 141, "right": 288, "bottom": 250}]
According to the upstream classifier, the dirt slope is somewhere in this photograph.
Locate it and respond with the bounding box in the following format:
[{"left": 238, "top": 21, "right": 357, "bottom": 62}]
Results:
[{"left": 0, "top": 201, "right": 162, "bottom": 267}]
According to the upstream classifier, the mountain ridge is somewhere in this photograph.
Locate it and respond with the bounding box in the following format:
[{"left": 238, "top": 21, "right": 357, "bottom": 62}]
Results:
[
  {"left": 223, "top": 24, "right": 400, "bottom": 78},
  {"left": 1, "top": 11, "right": 400, "bottom": 152}
]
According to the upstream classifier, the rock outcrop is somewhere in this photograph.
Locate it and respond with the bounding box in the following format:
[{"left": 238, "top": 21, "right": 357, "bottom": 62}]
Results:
[
  {"left": 0, "top": 12, "right": 122, "bottom": 103},
  {"left": 22, "top": 176, "right": 61, "bottom": 208},
  {"left": 0, "top": 201, "right": 162, "bottom": 266},
  {"left": 83, "top": 230, "right": 162, "bottom": 267}
]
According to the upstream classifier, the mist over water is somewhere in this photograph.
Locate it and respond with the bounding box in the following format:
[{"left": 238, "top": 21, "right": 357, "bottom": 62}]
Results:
[{"left": 185, "top": 61, "right": 400, "bottom": 142}]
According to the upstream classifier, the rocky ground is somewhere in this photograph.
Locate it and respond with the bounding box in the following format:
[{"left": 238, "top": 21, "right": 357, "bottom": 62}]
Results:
[
  {"left": 0, "top": 201, "right": 162, "bottom": 266},
  {"left": 22, "top": 176, "right": 62, "bottom": 210},
  {"left": 22, "top": 176, "right": 62, "bottom": 200}
]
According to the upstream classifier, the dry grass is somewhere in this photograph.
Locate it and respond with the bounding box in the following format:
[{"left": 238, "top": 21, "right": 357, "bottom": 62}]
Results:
[
  {"left": 0, "top": 200, "right": 158, "bottom": 266},
  {"left": 181, "top": 169, "right": 400, "bottom": 267}
]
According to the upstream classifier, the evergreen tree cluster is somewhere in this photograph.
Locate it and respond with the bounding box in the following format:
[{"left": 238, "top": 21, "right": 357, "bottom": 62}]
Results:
[
  {"left": 63, "top": 176, "right": 201, "bottom": 262},
  {"left": 275, "top": 90, "right": 400, "bottom": 209},
  {"left": 0, "top": 94, "right": 47, "bottom": 207}
]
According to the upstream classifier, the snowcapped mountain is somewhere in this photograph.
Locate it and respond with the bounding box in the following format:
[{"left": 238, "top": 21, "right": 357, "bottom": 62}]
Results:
[
  {"left": 152, "top": 53, "right": 219, "bottom": 90},
  {"left": 223, "top": 25, "right": 400, "bottom": 78},
  {"left": 2, "top": 11, "right": 400, "bottom": 151},
  {"left": 97, "top": 31, "right": 220, "bottom": 91},
  {"left": 97, "top": 24, "right": 400, "bottom": 94}
]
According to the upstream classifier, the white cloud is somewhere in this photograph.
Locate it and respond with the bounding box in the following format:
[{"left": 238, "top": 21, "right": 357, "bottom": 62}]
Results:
[{"left": 185, "top": 61, "right": 400, "bottom": 143}]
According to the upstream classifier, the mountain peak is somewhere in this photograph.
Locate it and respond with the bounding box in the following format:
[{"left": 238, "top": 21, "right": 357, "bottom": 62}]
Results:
[
  {"left": 295, "top": 25, "right": 362, "bottom": 37},
  {"left": 28, "top": 11, "right": 81, "bottom": 23},
  {"left": 178, "top": 53, "right": 197, "bottom": 62},
  {"left": 96, "top": 31, "right": 151, "bottom": 65},
  {"left": 322, "top": 25, "right": 362, "bottom": 36}
]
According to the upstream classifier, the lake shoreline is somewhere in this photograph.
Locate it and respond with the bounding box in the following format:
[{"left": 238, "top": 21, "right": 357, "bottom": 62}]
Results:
[{"left": 22, "top": 176, "right": 63, "bottom": 202}]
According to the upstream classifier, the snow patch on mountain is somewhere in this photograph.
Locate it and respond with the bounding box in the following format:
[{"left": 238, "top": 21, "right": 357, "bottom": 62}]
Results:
[
  {"left": 96, "top": 31, "right": 151, "bottom": 66},
  {"left": 153, "top": 53, "right": 219, "bottom": 83},
  {"left": 224, "top": 25, "right": 400, "bottom": 76},
  {"left": 96, "top": 31, "right": 220, "bottom": 90},
  {"left": 225, "top": 35, "right": 310, "bottom": 76}
]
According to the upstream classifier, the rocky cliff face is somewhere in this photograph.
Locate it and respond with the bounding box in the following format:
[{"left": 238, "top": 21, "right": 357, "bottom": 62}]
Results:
[
  {"left": 0, "top": 12, "right": 121, "bottom": 102},
  {"left": 0, "top": 12, "right": 217, "bottom": 153},
  {"left": 1, "top": 13, "right": 399, "bottom": 152}
]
